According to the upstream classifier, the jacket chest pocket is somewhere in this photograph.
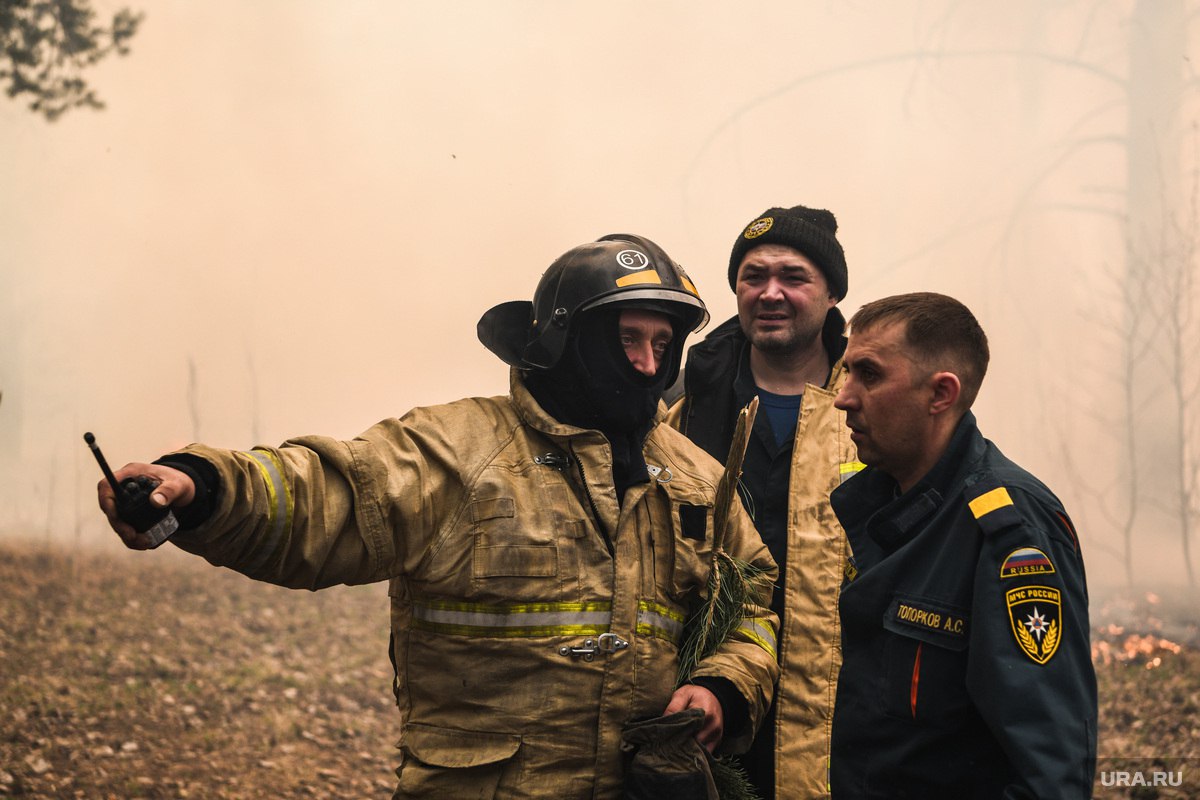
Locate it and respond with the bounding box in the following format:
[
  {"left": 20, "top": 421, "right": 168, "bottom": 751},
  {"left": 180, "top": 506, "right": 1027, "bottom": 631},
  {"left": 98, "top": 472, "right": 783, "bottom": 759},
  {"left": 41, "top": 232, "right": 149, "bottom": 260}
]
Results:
[
  {"left": 643, "top": 487, "right": 713, "bottom": 602},
  {"left": 880, "top": 594, "right": 971, "bottom": 723},
  {"left": 467, "top": 477, "right": 595, "bottom": 597},
  {"left": 471, "top": 497, "right": 558, "bottom": 579}
]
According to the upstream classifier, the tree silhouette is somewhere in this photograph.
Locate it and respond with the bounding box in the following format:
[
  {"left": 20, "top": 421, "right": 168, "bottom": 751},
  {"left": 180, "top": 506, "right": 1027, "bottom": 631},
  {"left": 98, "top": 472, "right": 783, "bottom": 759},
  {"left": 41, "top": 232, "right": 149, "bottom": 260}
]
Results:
[{"left": 1, "top": 0, "right": 142, "bottom": 121}]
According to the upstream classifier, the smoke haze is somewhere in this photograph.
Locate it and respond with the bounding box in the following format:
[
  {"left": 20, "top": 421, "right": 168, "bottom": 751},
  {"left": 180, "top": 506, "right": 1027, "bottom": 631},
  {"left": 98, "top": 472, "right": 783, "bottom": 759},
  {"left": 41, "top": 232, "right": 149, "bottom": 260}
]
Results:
[{"left": 2, "top": 1, "right": 1198, "bottom": 589}]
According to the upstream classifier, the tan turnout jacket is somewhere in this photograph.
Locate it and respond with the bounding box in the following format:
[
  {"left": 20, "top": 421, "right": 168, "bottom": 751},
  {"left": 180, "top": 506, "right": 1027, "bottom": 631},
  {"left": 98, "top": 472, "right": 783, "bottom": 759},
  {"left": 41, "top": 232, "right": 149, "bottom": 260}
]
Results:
[
  {"left": 668, "top": 337, "right": 857, "bottom": 799},
  {"left": 769, "top": 361, "right": 857, "bottom": 797},
  {"left": 170, "top": 370, "right": 779, "bottom": 800}
]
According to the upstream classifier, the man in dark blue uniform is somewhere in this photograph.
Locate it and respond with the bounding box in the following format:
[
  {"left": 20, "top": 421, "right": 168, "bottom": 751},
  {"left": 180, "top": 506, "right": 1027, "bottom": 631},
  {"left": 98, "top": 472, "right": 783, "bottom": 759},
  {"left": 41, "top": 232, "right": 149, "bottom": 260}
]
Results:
[{"left": 829, "top": 292, "right": 1097, "bottom": 799}]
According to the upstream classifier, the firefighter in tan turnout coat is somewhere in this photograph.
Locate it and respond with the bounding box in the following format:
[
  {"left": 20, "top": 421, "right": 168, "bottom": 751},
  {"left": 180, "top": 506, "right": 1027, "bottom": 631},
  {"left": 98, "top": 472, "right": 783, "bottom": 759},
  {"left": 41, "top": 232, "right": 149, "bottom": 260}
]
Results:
[{"left": 97, "top": 234, "right": 780, "bottom": 799}]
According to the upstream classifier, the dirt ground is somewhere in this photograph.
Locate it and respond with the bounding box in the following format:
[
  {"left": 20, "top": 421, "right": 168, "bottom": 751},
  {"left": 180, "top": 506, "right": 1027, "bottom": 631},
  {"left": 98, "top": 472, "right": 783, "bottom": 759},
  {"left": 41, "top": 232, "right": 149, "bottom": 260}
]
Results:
[{"left": 1, "top": 541, "right": 1197, "bottom": 799}]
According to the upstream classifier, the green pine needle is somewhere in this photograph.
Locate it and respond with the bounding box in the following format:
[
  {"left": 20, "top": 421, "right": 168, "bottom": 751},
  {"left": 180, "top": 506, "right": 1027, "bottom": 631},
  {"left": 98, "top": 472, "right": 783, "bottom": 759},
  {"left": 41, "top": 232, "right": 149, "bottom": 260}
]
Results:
[
  {"left": 676, "top": 550, "right": 774, "bottom": 689},
  {"left": 712, "top": 756, "right": 761, "bottom": 800}
]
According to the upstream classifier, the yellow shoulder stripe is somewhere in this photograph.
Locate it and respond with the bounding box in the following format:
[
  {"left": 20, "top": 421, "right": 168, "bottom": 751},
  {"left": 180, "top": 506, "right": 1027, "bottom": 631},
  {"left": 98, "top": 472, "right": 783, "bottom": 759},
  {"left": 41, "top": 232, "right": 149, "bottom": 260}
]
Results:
[{"left": 969, "top": 487, "right": 1013, "bottom": 519}]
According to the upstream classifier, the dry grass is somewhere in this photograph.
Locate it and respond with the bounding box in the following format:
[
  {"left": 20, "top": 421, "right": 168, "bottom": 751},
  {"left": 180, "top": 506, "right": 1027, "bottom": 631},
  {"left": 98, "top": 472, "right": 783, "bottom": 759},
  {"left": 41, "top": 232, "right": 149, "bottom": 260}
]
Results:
[
  {"left": 0, "top": 542, "right": 396, "bottom": 799},
  {"left": 1, "top": 541, "right": 1197, "bottom": 799}
]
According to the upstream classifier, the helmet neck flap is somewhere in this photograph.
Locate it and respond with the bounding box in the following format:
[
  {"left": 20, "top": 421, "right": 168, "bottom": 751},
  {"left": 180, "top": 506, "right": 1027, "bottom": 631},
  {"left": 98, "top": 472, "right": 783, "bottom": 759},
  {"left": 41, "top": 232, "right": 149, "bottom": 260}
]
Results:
[{"left": 524, "top": 306, "right": 686, "bottom": 502}]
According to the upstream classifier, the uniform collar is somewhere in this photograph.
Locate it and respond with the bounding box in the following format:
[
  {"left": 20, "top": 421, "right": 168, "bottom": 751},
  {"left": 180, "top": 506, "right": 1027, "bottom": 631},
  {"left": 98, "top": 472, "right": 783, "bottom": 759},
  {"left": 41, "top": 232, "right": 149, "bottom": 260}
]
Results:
[
  {"left": 911, "top": 411, "right": 985, "bottom": 496},
  {"left": 834, "top": 412, "right": 984, "bottom": 553},
  {"left": 820, "top": 306, "right": 849, "bottom": 366}
]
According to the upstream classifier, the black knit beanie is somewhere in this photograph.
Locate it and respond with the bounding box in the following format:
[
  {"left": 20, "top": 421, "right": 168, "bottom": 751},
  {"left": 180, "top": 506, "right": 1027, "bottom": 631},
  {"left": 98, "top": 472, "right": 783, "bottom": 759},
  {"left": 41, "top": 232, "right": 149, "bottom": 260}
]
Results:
[{"left": 726, "top": 205, "right": 848, "bottom": 300}]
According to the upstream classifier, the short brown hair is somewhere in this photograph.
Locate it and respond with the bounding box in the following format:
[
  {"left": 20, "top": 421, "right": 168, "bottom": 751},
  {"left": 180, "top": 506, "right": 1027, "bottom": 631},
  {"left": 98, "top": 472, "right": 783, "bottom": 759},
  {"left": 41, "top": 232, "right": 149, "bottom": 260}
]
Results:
[{"left": 849, "top": 292, "right": 990, "bottom": 409}]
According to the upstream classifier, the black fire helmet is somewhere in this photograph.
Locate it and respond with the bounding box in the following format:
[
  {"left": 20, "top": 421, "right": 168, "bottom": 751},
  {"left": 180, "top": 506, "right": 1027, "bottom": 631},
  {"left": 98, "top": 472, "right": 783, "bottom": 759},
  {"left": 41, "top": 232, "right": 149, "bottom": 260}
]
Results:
[{"left": 478, "top": 233, "right": 709, "bottom": 371}]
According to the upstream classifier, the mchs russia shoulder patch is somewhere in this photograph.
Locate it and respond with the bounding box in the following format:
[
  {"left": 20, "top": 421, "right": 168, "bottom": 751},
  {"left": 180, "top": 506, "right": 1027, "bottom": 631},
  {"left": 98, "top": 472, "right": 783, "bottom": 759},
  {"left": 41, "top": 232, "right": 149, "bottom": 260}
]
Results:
[{"left": 1006, "top": 585, "right": 1062, "bottom": 664}]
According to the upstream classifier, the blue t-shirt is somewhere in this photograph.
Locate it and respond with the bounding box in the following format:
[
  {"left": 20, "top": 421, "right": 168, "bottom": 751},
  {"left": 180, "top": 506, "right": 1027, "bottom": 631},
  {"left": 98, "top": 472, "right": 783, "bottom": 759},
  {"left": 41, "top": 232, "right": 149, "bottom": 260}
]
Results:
[{"left": 757, "top": 388, "right": 803, "bottom": 447}]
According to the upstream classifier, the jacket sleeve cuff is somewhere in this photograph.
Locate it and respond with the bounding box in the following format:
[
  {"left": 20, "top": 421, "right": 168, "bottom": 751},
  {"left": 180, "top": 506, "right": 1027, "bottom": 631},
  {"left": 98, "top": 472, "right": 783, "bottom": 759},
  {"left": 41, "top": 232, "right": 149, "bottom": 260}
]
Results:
[
  {"left": 153, "top": 453, "right": 221, "bottom": 530},
  {"left": 690, "top": 676, "right": 750, "bottom": 740}
]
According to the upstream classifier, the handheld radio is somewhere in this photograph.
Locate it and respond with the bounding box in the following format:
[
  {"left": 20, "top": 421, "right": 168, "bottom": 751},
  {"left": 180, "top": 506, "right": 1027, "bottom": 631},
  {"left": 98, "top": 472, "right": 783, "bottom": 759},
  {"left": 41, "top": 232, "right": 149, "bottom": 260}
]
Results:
[{"left": 84, "top": 432, "right": 179, "bottom": 548}]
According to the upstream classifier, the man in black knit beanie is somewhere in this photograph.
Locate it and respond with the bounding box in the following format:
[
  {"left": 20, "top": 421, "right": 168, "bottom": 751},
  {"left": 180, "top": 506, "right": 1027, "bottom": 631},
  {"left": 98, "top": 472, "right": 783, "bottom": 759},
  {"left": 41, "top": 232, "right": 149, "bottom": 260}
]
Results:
[{"left": 667, "top": 204, "right": 856, "bottom": 799}]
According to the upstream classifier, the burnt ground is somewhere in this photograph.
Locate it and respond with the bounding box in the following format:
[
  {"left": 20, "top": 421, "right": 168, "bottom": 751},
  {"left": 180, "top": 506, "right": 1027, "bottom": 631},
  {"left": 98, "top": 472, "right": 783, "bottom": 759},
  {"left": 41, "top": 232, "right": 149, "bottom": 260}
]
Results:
[{"left": 1, "top": 541, "right": 1198, "bottom": 799}]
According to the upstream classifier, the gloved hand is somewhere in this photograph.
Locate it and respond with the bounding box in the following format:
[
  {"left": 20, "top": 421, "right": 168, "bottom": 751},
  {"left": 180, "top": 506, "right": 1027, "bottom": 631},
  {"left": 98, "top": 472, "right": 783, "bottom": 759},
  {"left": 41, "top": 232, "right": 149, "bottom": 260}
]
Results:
[{"left": 619, "top": 707, "right": 720, "bottom": 800}]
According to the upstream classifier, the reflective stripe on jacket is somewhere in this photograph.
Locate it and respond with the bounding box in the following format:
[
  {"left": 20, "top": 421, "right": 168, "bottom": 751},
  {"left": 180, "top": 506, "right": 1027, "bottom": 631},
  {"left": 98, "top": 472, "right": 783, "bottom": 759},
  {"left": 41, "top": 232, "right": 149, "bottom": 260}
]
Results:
[{"left": 170, "top": 368, "right": 780, "bottom": 799}]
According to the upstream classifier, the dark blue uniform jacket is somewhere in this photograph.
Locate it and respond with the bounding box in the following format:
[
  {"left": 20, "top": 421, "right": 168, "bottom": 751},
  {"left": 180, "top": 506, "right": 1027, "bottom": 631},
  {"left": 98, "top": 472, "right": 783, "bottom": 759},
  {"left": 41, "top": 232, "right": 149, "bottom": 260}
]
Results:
[{"left": 830, "top": 412, "right": 1097, "bottom": 799}]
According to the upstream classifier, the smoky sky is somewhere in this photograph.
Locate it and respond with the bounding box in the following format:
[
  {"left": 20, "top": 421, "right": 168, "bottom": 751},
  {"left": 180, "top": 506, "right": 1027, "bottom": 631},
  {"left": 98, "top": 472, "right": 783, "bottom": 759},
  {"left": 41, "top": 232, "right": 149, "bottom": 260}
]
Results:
[{"left": 2, "top": 1, "right": 1197, "bottom": 587}]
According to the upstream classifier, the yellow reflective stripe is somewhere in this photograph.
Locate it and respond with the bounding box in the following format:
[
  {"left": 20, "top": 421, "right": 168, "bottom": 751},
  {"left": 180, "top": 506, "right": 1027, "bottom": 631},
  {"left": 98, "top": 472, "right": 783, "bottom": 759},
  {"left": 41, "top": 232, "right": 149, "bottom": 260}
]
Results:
[
  {"left": 615, "top": 270, "right": 663, "bottom": 287},
  {"left": 638, "top": 600, "right": 685, "bottom": 622},
  {"left": 969, "top": 487, "right": 1014, "bottom": 520},
  {"left": 734, "top": 618, "right": 778, "bottom": 661},
  {"left": 839, "top": 461, "right": 866, "bottom": 484},
  {"left": 244, "top": 449, "right": 293, "bottom": 572},
  {"left": 417, "top": 598, "right": 613, "bottom": 614},
  {"left": 636, "top": 600, "right": 686, "bottom": 644},
  {"left": 413, "top": 619, "right": 610, "bottom": 638},
  {"left": 412, "top": 598, "right": 613, "bottom": 638}
]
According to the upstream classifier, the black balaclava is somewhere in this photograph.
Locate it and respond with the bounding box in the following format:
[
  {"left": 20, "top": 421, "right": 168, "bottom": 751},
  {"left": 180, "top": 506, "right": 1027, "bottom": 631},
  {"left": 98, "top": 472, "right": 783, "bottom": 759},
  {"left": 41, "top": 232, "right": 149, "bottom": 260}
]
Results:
[{"left": 525, "top": 305, "right": 686, "bottom": 503}]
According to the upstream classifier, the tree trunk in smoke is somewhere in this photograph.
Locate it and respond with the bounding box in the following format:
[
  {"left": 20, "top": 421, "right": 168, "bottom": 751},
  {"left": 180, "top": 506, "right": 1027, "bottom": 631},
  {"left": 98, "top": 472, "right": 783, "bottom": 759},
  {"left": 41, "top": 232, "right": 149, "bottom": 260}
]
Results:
[
  {"left": 247, "top": 350, "right": 261, "bottom": 447},
  {"left": 1125, "top": 0, "right": 1191, "bottom": 585},
  {"left": 187, "top": 356, "right": 202, "bottom": 443},
  {"left": 0, "top": 302, "right": 27, "bottom": 528},
  {"left": 1163, "top": 203, "right": 1198, "bottom": 587}
]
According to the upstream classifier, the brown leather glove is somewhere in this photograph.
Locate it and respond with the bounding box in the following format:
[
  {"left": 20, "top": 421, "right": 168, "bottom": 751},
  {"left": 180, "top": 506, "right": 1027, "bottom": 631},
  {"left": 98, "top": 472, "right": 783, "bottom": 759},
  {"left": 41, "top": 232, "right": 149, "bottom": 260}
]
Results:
[{"left": 619, "top": 708, "right": 719, "bottom": 800}]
